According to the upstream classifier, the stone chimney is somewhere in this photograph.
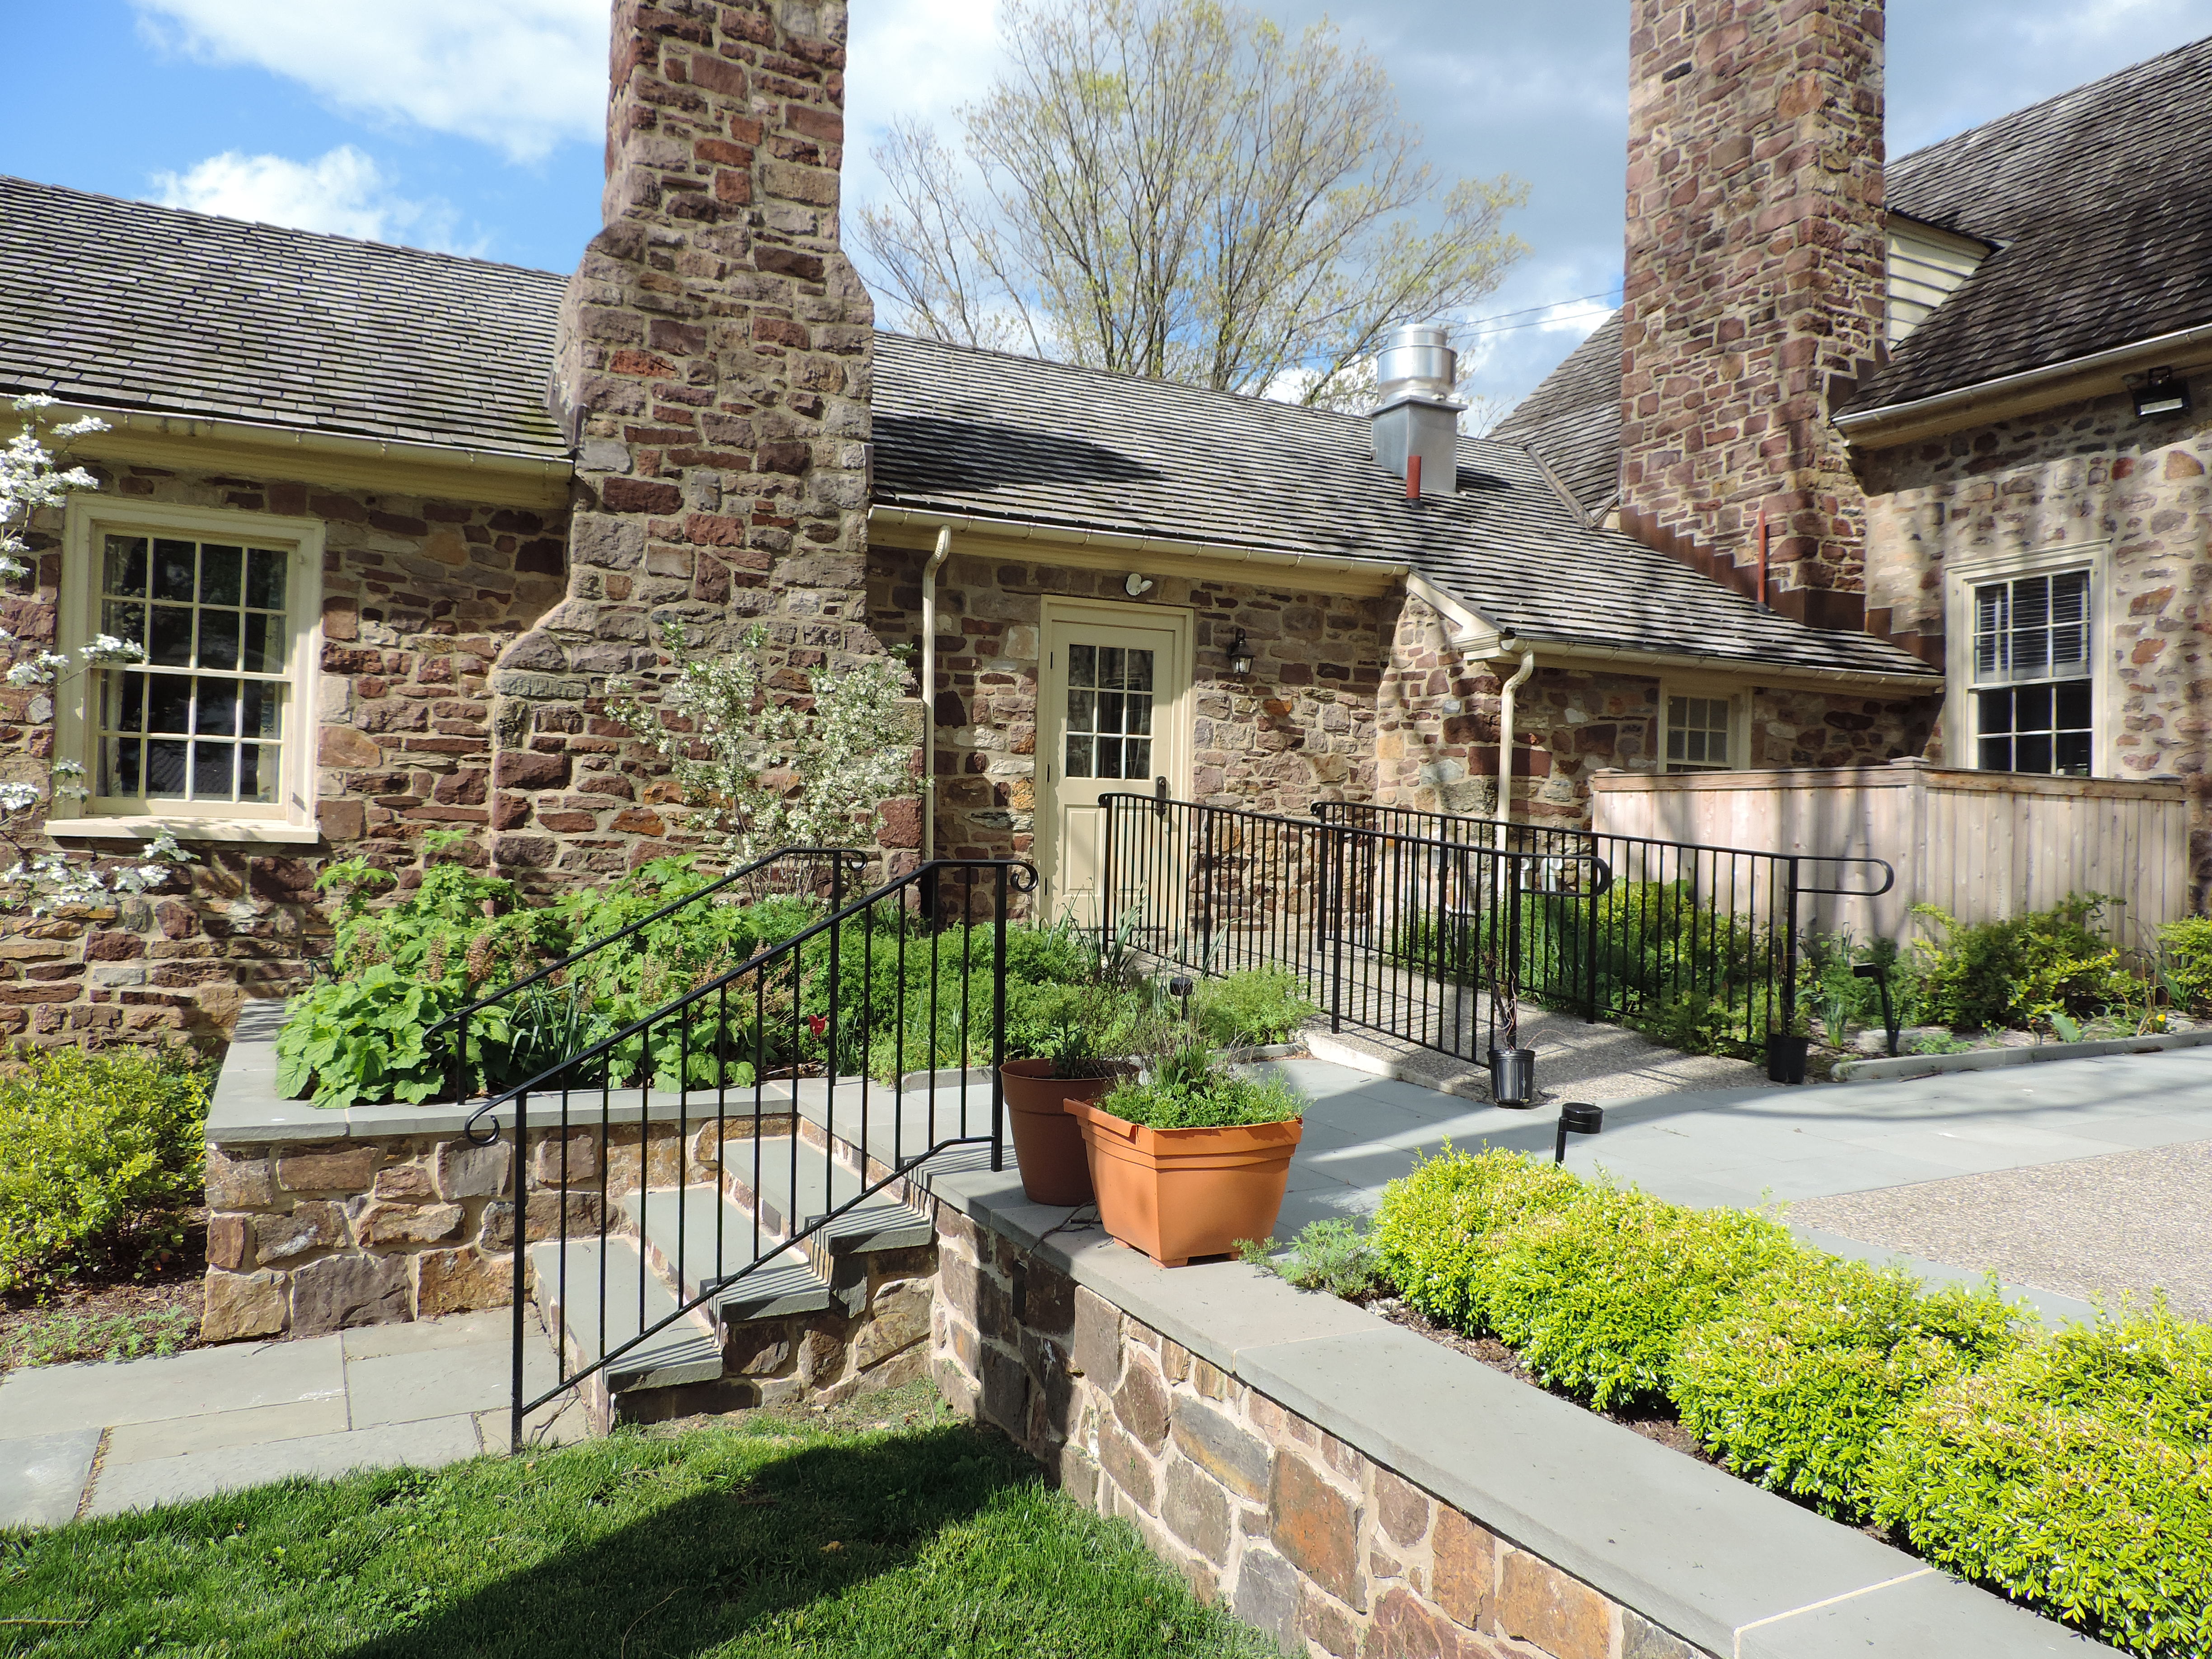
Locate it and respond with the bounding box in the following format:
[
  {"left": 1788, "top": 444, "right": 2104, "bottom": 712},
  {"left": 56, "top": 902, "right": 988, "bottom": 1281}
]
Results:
[
  {"left": 1617, "top": 0, "right": 1887, "bottom": 630},
  {"left": 494, "top": 0, "right": 877, "bottom": 877}
]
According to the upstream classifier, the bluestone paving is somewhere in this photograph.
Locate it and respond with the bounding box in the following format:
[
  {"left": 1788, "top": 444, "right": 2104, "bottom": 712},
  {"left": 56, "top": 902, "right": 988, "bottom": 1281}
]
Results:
[
  {"left": 103, "top": 1399, "right": 351, "bottom": 1467},
  {"left": 0, "top": 1335, "right": 346, "bottom": 1434},
  {"left": 1735, "top": 1567, "right": 2112, "bottom": 1657},
  {"left": 86, "top": 1416, "right": 483, "bottom": 1517},
  {"left": 0, "top": 1429, "right": 101, "bottom": 1527}
]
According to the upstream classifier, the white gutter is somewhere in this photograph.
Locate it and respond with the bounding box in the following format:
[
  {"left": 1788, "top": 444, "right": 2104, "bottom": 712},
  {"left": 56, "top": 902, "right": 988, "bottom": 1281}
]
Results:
[
  {"left": 919, "top": 525, "right": 952, "bottom": 863},
  {"left": 1447, "top": 628, "right": 1940, "bottom": 694},
  {"left": 39, "top": 398, "right": 575, "bottom": 484},
  {"left": 871, "top": 505, "right": 1411, "bottom": 581},
  {"left": 1492, "top": 640, "right": 1537, "bottom": 830},
  {"left": 1834, "top": 320, "right": 2212, "bottom": 444}
]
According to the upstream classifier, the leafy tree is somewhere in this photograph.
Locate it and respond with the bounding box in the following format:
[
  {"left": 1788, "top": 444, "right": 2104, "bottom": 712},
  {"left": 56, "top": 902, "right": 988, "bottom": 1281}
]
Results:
[{"left": 858, "top": 0, "right": 1528, "bottom": 409}]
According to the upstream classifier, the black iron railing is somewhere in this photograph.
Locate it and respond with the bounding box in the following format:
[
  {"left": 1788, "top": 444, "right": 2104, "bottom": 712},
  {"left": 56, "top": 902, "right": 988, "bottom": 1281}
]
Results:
[
  {"left": 1104, "top": 794, "right": 1893, "bottom": 1063},
  {"left": 460, "top": 857, "right": 1032, "bottom": 1449}
]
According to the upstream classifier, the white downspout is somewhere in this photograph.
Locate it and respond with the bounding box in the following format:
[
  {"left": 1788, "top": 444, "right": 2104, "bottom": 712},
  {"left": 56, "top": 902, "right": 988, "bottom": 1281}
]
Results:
[
  {"left": 1493, "top": 637, "right": 1537, "bottom": 840},
  {"left": 920, "top": 526, "right": 952, "bottom": 863}
]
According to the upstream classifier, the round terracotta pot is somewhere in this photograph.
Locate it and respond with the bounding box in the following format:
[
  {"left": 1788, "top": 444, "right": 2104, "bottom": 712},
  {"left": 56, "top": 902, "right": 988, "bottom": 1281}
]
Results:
[
  {"left": 999, "top": 1059, "right": 1114, "bottom": 1204},
  {"left": 1068, "top": 1098, "right": 1303, "bottom": 1268}
]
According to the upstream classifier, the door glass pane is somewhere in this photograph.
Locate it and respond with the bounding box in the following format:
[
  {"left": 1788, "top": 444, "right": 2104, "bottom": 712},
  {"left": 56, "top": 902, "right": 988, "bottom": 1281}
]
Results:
[
  {"left": 1065, "top": 733, "right": 1095, "bottom": 778},
  {"left": 1068, "top": 644, "right": 1095, "bottom": 688},
  {"left": 1125, "top": 737, "right": 1152, "bottom": 777}
]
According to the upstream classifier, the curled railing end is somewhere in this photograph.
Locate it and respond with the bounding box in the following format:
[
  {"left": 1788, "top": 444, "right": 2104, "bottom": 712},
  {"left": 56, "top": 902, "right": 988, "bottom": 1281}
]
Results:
[{"left": 1008, "top": 862, "right": 1041, "bottom": 895}]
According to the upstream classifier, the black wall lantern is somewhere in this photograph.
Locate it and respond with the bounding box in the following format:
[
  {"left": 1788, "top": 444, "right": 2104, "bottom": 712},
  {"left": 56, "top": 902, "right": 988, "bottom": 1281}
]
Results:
[
  {"left": 2134, "top": 366, "right": 2193, "bottom": 421},
  {"left": 1225, "top": 629, "right": 1255, "bottom": 677}
]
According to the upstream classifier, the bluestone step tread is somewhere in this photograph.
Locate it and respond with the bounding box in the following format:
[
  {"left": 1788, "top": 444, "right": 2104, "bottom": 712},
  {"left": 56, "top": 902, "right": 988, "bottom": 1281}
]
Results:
[
  {"left": 620, "top": 1187, "right": 832, "bottom": 1320},
  {"left": 529, "top": 1237, "right": 722, "bottom": 1391},
  {"left": 717, "top": 1138, "right": 935, "bottom": 1253}
]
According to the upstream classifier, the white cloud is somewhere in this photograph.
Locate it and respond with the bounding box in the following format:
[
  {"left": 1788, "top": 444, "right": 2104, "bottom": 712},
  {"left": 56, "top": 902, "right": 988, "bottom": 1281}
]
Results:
[
  {"left": 130, "top": 0, "right": 605, "bottom": 163},
  {"left": 845, "top": 0, "right": 1006, "bottom": 206},
  {"left": 151, "top": 146, "right": 469, "bottom": 250},
  {"left": 1537, "top": 298, "right": 1611, "bottom": 337}
]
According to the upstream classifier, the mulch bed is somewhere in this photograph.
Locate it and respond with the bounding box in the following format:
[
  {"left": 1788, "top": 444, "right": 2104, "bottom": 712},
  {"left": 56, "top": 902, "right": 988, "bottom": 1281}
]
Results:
[{"left": 0, "top": 1212, "right": 208, "bottom": 1374}]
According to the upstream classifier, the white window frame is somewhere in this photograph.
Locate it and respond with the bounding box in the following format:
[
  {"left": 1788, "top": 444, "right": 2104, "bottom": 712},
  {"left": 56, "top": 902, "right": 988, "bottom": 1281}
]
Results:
[
  {"left": 51, "top": 497, "right": 325, "bottom": 844},
  {"left": 1655, "top": 679, "right": 1751, "bottom": 773},
  {"left": 1943, "top": 541, "right": 2112, "bottom": 780}
]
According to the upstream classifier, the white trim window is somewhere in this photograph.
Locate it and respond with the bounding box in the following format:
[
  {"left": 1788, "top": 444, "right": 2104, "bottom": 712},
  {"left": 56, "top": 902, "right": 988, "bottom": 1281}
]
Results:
[
  {"left": 56, "top": 499, "right": 324, "bottom": 841},
  {"left": 1970, "top": 569, "right": 2093, "bottom": 776},
  {"left": 1659, "top": 686, "right": 1746, "bottom": 773}
]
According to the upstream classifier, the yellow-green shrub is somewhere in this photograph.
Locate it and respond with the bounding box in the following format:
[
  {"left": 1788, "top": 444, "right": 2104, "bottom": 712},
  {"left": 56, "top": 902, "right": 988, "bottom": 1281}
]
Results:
[
  {"left": 0, "top": 1046, "right": 210, "bottom": 1292},
  {"left": 1669, "top": 1253, "right": 2022, "bottom": 1517},
  {"left": 1864, "top": 1306, "right": 2212, "bottom": 1658},
  {"left": 1370, "top": 1147, "right": 1581, "bottom": 1331},
  {"left": 1484, "top": 1186, "right": 1797, "bottom": 1408}
]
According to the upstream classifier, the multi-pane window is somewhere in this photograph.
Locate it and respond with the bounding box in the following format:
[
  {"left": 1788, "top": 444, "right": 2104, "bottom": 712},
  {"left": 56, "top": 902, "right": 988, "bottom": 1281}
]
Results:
[
  {"left": 1972, "top": 571, "right": 2091, "bottom": 776},
  {"left": 1064, "top": 644, "right": 1154, "bottom": 780},
  {"left": 1665, "top": 694, "right": 1734, "bottom": 772},
  {"left": 94, "top": 534, "right": 289, "bottom": 806}
]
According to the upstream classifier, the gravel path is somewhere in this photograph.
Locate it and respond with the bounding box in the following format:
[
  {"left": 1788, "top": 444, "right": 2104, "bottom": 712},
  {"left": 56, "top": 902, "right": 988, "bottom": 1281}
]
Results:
[{"left": 1790, "top": 1138, "right": 2212, "bottom": 1319}]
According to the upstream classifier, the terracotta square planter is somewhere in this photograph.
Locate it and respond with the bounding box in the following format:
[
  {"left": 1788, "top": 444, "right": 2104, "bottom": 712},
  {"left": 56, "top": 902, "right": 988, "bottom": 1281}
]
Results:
[
  {"left": 1067, "top": 1098, "right": 1303, "bottom": 1267},
  {"left": 999, "top": 1059, "right": 1116, "bottom": 1205}
]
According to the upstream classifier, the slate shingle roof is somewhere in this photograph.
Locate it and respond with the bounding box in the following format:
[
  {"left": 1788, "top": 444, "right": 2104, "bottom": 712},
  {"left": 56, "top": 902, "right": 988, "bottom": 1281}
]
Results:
[
  {"left": 1847, "top": 34, "right": 2212, "bottom": 413},
  {"left": 1489, "top": 313, "right": 1623, "bottom": 516},
  {"left": 0, "top": 174, "right": 568, "bottom": 458},
  {"left": 0, "top": 174, "right": 1932, "bottom": 682},
  {"left": 873, "top": 333, "right": 1934, "bottom": 681}
]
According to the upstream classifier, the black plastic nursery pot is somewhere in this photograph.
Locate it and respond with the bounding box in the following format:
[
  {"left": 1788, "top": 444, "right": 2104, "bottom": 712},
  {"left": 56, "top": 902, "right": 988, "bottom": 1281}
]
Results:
[
  {"left": 1488, "top": 1045, "right": 1537, "bottom": 1106},
  {"left": 1766, "top": 1033, "right": 1811, "bottom": 1084}
]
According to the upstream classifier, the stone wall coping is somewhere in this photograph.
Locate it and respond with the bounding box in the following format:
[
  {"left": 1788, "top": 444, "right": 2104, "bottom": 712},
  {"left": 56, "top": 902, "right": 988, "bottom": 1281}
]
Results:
[
  {"left": 1832, "top": 1024, "right": 2212, "bottom": 1083},
  {"left": 927, "top": 1161, "right": 2118, "bottom": 1659},
  {"left": 210, "top": 1000, "right": 825, "bottom": 1147}
]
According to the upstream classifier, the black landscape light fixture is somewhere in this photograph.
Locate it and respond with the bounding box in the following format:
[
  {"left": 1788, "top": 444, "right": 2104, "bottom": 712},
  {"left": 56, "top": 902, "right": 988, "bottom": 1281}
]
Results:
[
  {"left": 1225, "top": 629, "right": 1255, "bottom": 677},
  {"left": 2133, "top": 366, "right": 2193, "bottom": 421},
  {"left": 1853, "top": 960, "right": 1901, "bottom": 1057},
  {"left": 1169, "top": 974, "right": 1195, "bottom": 1025},
  {"left": 1554, "top": 1100, "right": 1603, "bottom": 1164}
]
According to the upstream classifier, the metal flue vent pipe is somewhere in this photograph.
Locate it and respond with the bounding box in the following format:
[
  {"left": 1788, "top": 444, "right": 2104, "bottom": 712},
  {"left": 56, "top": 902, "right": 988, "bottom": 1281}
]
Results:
[{"left": 1371, "top": 321, "right": 1464, "bottom": 500}]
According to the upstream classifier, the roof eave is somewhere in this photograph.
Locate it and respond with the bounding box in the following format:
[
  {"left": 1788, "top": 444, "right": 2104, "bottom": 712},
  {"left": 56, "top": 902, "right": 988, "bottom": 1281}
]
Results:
[
  {"left": 1836, "top": 319, "right": 2212, "bottom": 449},
  {"left": 1444, "top": 624, "right": 1943, "bottom": 695}
]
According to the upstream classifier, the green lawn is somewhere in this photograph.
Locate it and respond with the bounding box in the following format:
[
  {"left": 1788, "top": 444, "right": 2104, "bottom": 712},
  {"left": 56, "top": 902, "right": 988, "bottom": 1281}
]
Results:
[{"left": 0, "top": 1383, "right": 1279, "bottom": 1659}]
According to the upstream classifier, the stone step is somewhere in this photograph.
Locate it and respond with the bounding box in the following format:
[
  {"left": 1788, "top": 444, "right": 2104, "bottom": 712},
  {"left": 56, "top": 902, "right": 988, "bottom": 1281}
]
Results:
[
  {"left": 528, "top": 1237, "right": 723, "bottom": 1394},
  {"left": 620, "top": 1185, "right": 833, "bottom": 1322},
  {"left": 712, "top": 1135, "right": 936, "bottom": 1259}
]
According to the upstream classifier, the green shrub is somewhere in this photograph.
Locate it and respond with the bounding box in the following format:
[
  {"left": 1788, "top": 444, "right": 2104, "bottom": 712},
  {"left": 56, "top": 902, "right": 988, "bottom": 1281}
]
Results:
[
  {"left": 1370, "top": 1147, "right": 1582, "bottom": 1331},
  {"left": 1669, "top": 1253, "right": 2022, "bottom": 1517},
  {"left": 1191, "top": 966, "right": 1318, "bottom": 1048},
  {"left": 1484, "top": 1186, "right": 1797, "bottom": 1409},
  {"left": 2155, "top": 917, "right": 2212, "bottom": 1015},
  {"left": 1241, "top": 1217, "right": 1382, "bottom": 1297},
  {"left": 1911, "top": 895, "right": 2136, "bottom": 1031},
  {"left": 0, "top": 1047, "right": 210, "bottom": 1292},
  {"left": 1096, "top": 1044, "right": 1305, "bottom": 1129},
  {"left": 1864, "top": 1306, "right": 2212, "bottom": 1658}
]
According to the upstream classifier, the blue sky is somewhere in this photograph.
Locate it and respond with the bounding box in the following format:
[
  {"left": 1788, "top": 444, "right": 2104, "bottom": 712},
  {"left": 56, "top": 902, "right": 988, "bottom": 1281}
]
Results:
[{"left": 7, "top": 0, "right": 2207, "bottom": 413}]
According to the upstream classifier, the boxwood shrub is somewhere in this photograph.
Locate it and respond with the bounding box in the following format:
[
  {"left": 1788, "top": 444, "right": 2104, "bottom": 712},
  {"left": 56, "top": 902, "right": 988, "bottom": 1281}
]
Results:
[
  {"left": 1482, "top": 1186, "right": 1797, "bottom": 1409},
  {"left": 1670, "top": 1252, "right": 2021, "bottom": 1518},
  {"left": 0, "top": 1046, "right": 210, "bottom": 1292},
  {"left": 1863, "top": 1306, "right": 2212, "bottom": 1659},
  {"left": 1370, "top": 1147, "right": 1582, "bottom": 1331}
]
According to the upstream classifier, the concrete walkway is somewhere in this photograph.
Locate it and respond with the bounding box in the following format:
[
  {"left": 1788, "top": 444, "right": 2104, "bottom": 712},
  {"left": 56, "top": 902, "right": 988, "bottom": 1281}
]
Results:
[{"left": 0, "top": 1308, "right": 580, "bottom": 1528}]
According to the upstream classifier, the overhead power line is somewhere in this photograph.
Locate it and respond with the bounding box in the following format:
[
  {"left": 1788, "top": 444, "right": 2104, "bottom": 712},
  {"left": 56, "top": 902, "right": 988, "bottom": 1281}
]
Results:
[{"left": 1457, "top": 287, "right": 1622, "bottom": 338}]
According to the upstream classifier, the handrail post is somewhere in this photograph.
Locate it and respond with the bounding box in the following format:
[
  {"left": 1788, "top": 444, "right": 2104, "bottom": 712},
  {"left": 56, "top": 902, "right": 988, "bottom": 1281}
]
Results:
[
  {"left": 1101, "top": 795, "right": 1116, "bottom": 954},
  {"left": 1584, "top": 841, "right": 1603, "bottom": 1023},
  {"left": 1329, "top": 823, "right": 1345, "bottom": 1033},
  {"left": 991, "top": 864, "right": 1009, "bottom": 1172},
  {"left": 1781, "top": 854, "right": 1802, "bottom": 1050},
  {"left": 509, "top": 1086, "right": 526, "bottom": 1456}
]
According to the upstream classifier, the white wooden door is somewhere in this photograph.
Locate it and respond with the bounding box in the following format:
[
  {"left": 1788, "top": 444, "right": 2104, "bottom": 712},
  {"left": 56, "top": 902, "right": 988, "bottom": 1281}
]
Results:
[{"left": 1038, "top": 600, "right": 1191, "bottom": 924}]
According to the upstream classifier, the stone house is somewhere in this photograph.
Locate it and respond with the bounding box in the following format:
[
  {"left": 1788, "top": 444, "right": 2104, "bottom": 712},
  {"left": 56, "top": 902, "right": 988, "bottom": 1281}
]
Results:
[{"left": 0, "top": 0, "right": 2202, "bottom": 1049}]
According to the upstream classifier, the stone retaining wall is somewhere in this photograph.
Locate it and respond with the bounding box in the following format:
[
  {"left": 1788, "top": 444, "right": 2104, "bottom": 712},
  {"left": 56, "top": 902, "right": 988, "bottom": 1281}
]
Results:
[{"left": 929, "top": 1209, "right": 1703, "bottom": 1659}]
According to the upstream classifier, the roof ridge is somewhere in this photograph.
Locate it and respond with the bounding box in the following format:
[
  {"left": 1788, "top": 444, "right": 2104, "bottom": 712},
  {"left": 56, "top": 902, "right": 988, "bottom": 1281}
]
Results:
[
  {"left": 0, "top": 172, "right": 570, "bottom": 284},
  {"left": 1890, "top": 32, "right": 2212, "bottom": 173}
]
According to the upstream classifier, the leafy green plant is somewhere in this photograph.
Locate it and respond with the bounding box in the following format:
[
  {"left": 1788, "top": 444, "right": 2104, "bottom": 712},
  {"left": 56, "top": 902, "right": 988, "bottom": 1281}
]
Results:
[
  {"left": 0, "top": 1047, "right": 210, "bottom": 1292},
  {"left": 1669, "top": 1253, "right": 2023, "bottom": 1518},
  {"left": 1369, "top": 1146, "right": 1581, "bottom": 1331},
  {"left": 1239, "top": 1217, "right": 1381, "bottom": 1297},
  {"left": 1095, "top": 1044, "right": 1305, "bottom": 1129},
  {"left": 1190, "top": 966, "right": 1317, "bottom": 1048},
  {"left": 2154, "top": 916, "right": 2212, "bottom": 1015},
  {"left": 1864, "top": 1304, "right": 2212, "bottom": 1658},
  {"left": 1481, "top": 1185, "right": 1798, "bottom": 1409},
  {"left": 3, "top": 1304, "right": 197, "bottom": 1369},
  {"left": 1911, "top": 895, "right": 2137, "bottom": 1031}
]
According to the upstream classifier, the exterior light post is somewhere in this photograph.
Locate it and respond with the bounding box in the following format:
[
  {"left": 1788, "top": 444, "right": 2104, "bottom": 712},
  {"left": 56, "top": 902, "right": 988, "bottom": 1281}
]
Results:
[{"left": 1555, "top": 1100, "right": 1603, "bottom": 1163}]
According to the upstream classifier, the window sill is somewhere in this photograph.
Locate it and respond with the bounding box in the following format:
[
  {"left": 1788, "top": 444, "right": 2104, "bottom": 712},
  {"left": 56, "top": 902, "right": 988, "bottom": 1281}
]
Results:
[{"left": 45, "top": 817, "right": 323, "bottom": 846}]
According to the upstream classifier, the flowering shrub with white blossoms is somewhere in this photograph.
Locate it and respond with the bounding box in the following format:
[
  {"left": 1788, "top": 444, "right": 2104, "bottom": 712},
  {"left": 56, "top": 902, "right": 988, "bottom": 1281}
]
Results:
[
  {"left": 0, "top": 395, "right": 192, "bottom": 915},
  {"left": 609, "top": 619, "right": 915, "bottom": 864}
]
